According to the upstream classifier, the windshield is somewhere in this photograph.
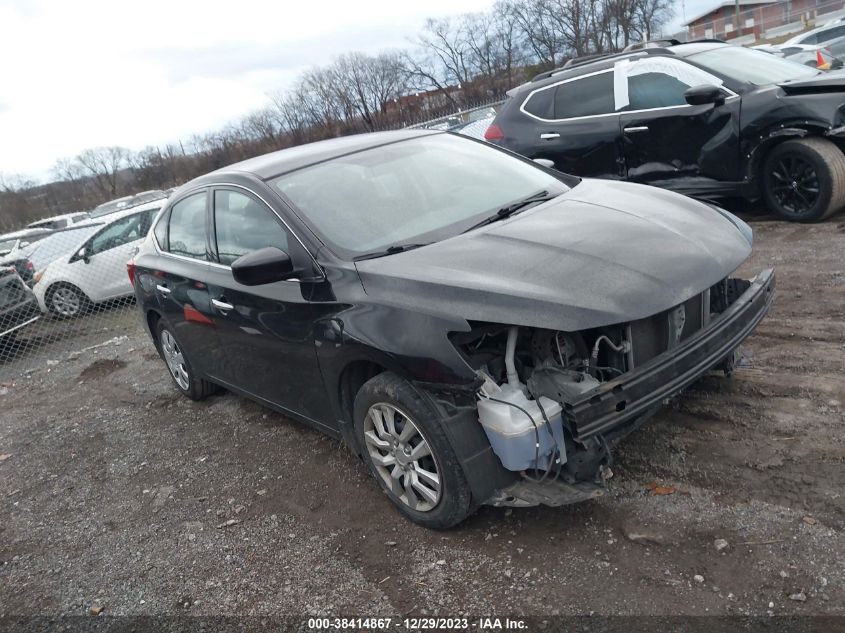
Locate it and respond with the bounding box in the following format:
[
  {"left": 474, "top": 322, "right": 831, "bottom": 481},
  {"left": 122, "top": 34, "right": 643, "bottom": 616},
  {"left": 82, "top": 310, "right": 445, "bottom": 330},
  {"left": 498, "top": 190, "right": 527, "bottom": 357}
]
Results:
[
  {"left": 270, "top": 134, "right": 569, "bottom": 258},
  {"left": 29, "top": 225, "right": 101, "bottom": 271},
  {"left": 689, "top": 46, "right": 819, "bottom": 85}
]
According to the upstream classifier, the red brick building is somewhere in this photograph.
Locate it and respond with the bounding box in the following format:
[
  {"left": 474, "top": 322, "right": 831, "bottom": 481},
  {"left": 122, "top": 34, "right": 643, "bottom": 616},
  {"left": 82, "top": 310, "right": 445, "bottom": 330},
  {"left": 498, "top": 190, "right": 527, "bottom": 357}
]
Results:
[{"left": 684, "top": 0, "right": 845, "bottom": 40}]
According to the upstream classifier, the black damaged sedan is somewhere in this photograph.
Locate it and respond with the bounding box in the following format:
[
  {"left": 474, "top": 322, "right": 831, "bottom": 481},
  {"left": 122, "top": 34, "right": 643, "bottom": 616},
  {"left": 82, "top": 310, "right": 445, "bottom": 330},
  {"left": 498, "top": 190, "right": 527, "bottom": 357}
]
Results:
[{"left": 131, "top": 131, "right": 775, "bottom": 528}]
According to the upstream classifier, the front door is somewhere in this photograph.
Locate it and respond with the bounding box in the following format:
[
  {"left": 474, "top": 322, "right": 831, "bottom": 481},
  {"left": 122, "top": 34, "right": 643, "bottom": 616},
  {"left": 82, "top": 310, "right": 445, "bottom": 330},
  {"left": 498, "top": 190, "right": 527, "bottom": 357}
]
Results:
[
  {"left": 80, "top": 208, "right": 159, "bottom": 302},
  {"left": 203, "top": 187, "right": 334, "bottom": 428},
  {"left": 617, "top": 57, "right": 742, "bottom": 190}
]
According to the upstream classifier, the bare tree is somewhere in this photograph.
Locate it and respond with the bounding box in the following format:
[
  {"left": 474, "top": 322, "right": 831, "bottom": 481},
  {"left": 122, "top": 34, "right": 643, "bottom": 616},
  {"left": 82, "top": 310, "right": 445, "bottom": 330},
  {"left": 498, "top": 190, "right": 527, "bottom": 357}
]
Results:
[{"left": 74, "top": 146, "right": 129, "bottom": 198}]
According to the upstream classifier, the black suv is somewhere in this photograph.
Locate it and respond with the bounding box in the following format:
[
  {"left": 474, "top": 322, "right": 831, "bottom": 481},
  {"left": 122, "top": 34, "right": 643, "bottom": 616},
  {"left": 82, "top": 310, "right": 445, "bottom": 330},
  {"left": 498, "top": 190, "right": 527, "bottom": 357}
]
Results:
[{"left": 486, "top": 41, "right": 845, "bottom": 222}]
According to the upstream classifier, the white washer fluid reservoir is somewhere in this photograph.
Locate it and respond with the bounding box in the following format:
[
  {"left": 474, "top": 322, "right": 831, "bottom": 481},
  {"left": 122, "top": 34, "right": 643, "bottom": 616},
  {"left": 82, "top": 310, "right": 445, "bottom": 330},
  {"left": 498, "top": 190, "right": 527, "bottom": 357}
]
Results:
[{"left": 476, "top": 373, "right": 566, "bottom": 472}]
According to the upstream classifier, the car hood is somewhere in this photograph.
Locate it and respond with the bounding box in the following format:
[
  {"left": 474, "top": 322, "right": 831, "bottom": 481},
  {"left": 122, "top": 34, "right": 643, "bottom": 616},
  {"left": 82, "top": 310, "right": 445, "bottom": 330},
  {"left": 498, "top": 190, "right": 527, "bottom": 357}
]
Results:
[
  {"left": 779, "top": 70, "right": 845, "bottom": 94},
  {"left": 354, "top": 179, "right": 752, "bottom": 332}
]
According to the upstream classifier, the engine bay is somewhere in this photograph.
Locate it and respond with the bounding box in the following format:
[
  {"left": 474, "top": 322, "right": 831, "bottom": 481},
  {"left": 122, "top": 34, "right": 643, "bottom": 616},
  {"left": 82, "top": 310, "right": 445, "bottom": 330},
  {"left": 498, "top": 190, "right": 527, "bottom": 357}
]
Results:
[{"left": 450, "top": 277, "right": 751, "bottom": 500}]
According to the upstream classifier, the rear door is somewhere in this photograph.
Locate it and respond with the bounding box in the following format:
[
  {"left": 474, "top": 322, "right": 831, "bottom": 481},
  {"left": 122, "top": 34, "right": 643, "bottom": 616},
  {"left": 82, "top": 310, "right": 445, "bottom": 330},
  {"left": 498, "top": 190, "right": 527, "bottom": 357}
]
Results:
[
  {"left": 153, "top": 190, "right": 217, "bottom": 377},
  {"left": 517, "top": 69, "right": 623, "bottom": 178},
  {"left": 204, "top": 187, "right": 334, "bottom": 428},
  {"left": 617, "top": 57, "right": 741, "bottom": 188}
]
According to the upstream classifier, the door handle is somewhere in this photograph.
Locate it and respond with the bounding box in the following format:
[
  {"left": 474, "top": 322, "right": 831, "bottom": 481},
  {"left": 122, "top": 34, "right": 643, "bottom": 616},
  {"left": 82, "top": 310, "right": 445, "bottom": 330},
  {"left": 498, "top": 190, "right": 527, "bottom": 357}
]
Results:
[
  {"left": 212, "top": 298, "right": 234, "bottom": 311},
  {"left": 155, "top": 284, "right": 171, "bottom": 295},
  {"left": 539, "top": 133, "right": 560, "bottom": 140},
  {"left": 623, "top": 126, "right": 649, "bottom": 134}
]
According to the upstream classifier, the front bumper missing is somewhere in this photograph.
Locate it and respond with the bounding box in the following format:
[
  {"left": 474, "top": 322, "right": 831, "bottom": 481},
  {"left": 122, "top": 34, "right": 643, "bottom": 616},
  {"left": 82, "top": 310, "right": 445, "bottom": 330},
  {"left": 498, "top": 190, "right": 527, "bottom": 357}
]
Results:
[{"left": 564, "top": 269, "right": 776, "bottom": 440}]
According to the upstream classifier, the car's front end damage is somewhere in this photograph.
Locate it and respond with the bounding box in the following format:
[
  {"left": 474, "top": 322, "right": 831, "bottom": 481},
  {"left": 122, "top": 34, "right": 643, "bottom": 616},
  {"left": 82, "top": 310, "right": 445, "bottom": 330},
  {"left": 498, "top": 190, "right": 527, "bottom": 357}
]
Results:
[
  {"left": 446, "top": 269, "right": 775, "bottom": 507},
  {"left": 350, "top": 179, "right": 776, "bottom": 509}
]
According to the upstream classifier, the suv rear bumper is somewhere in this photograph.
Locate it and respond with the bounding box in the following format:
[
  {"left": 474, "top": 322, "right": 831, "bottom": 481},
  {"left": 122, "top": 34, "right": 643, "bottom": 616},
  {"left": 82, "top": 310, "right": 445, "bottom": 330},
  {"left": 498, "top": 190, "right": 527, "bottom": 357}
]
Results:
[{"left": 564, "top": 269, "right": 776, "bottom": 440}]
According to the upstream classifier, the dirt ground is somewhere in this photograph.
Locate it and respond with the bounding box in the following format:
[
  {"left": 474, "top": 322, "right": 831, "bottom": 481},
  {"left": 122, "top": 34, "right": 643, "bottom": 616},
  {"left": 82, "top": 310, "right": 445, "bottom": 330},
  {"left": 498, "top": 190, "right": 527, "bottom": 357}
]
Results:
[{"left": 0, "top": 211, "right": 843, "bottom": 625}]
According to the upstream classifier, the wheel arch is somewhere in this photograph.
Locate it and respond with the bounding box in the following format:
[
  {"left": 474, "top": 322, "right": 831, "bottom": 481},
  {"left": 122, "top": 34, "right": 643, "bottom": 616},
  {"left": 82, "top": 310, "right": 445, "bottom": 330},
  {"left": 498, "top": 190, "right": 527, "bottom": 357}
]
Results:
[
  {"left": 746, "top": 123, "right": 835, "bottom": 185},
  {"left": 145, "top": 308, "right": 163, "bottom": 345}
]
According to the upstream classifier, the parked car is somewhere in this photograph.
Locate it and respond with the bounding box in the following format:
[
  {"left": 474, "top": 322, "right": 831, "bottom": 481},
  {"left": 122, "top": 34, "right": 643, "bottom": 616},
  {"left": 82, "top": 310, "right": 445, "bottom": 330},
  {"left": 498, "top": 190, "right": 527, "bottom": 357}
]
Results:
[
  {"left": 89, "top": 190, "right": 166, "bottom": 219},
  {"left": 485, "top": 41, "right": 845, "bottom": 222},
  {"left": 0, "top": 228, "right": 53, "bottom": 257},
  {"left": 0, "top": 266, "right": 40, "bottom": 342},
  {"left": 131, "top": 130, "right": 774, "bottom": 528},
  {"left": 782, "top": 21, "right": 845, "bottom": 50},
  {"left": 754, "top": 42, "right": 844, "bottom": 69},
  {"left": 31, "top": 201, "right": 162, "bottom": 318},
  {"left": 25, "top": 211, "right": 90, "bottom": 231}
]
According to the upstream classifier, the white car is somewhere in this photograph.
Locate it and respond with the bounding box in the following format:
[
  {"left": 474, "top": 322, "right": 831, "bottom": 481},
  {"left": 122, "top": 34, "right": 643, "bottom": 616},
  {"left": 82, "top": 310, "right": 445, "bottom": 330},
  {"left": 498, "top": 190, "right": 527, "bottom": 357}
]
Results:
[
  {"left": 32, "top": 201, "right": 163, "bottom": 318},
  {"left": 26, "top": 211, "right": 90, "bottom": 231}
]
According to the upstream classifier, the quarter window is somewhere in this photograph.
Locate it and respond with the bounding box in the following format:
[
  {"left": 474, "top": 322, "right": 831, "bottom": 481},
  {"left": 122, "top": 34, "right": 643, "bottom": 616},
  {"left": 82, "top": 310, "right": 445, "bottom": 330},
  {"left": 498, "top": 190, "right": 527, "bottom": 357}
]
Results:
[
  {"left": 168, "top": 193, "right": 209, "bottom": 261},
  {"left": 213, "top": 190, "right": 290, "bottom": 266},
  {"left": 522, "top": 86, "right": 555, "bottom": 119}
]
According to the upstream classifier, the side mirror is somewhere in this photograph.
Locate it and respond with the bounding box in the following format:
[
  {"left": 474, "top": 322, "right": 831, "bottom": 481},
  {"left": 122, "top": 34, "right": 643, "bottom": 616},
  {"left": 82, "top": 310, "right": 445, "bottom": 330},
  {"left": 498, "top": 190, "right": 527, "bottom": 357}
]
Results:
[
  {"left": 533, "top": 158, "right": 556, "bottom": 169},
  {"left": 231, "top": 246, "right": 295, "bottom": 286},
  {"left": 684, "top": 84, "right": 725, "bottom": 107},
  {"left": 77, "top": 247, "right": 90, "bottom": 264}
]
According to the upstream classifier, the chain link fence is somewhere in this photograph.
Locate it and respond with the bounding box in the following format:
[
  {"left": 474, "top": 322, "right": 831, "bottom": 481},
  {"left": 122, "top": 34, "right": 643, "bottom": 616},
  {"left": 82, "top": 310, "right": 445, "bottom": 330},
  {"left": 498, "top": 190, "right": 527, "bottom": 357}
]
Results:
[{"left": 0, "top": 102, "right": 502, "bottom": 380}]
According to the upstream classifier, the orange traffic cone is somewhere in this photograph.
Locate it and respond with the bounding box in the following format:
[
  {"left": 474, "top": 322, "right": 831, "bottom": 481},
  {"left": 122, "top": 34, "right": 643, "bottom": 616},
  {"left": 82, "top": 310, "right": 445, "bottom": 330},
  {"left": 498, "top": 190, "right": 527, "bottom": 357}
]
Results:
[{"left": 817, "top": 50, "right": 831, "bottom": 70}]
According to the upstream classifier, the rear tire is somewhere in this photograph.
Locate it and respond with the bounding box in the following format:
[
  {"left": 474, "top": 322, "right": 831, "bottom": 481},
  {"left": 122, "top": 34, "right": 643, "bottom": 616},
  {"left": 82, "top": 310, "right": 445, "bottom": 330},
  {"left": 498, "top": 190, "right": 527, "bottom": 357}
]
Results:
[
  {"left": 353, "top": 372, "right": 473, "bottom": 529},
  {"left": 762, "top": 137, "right": 845, "bottom": 222},
  {"left": 155, "top": 320, "right": 219, "bottom": 401}
]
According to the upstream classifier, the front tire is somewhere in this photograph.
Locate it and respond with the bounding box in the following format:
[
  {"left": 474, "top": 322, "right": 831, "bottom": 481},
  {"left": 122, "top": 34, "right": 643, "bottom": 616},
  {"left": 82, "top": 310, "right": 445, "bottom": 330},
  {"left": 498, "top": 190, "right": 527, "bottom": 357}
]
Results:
[
  {"left": 155, "top": 320, "right": 219, "bottom": 401},
  {"left": 46, "top": 283, "right": 89, "bottom": 318},
  {"left": 353, "top": 372, "right": 473, "bottom": 529},
  {"left": 762, "top": 137, "right": 845, "bottom": 222}
]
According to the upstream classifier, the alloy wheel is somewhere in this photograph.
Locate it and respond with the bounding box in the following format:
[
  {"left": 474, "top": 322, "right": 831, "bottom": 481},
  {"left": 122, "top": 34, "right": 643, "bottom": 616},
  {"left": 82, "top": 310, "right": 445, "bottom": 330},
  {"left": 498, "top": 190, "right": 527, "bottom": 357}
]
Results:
[
  {"left": 160, "top": 329, "right": 190, "bottom": 390},
  {"left": 51, "top": 287, "right": 81, "bottom": 317},
  {"left": 770, "top": 155, "right": 820, "bottom": 216},
  {"left": 363, "top": 402, "right": 442, "bottom": 512}
]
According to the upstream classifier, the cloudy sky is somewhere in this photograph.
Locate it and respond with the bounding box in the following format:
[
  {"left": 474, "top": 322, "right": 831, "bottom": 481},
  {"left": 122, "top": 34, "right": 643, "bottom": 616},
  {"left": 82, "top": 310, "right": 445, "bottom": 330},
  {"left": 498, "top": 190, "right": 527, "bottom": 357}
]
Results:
[{"left": 0, "top": 0, "right": 705, "bottom": 181}]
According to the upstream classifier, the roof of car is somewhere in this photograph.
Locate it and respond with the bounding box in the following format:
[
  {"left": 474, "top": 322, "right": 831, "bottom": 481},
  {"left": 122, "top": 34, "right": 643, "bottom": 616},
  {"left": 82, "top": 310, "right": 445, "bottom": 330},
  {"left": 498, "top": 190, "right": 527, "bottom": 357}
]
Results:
[
  {"left": 75, "top": 198, "right": 165, "bottom": 228},
  {"left": 513, "top": 40, "right": 731, "bottom": 94},
  {"left": 205, "top": 129, "right": 440, "bottom": 181},
  {"left": 785, "top": 21, "right": 844, "bottom": 44},
  {"left": 669, "top": 41, "right": 732, "bottom": 57}
]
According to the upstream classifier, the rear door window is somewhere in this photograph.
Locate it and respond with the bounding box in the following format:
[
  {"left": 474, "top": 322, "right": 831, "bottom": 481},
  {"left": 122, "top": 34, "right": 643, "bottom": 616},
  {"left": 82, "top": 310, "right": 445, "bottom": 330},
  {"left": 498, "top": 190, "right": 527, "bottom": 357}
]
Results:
[
  {"left": 553, "top": 71, "right": 615, "bottom": 119},
  {"left": 167, "top": 193, "right": 209, "bottom": 261}
]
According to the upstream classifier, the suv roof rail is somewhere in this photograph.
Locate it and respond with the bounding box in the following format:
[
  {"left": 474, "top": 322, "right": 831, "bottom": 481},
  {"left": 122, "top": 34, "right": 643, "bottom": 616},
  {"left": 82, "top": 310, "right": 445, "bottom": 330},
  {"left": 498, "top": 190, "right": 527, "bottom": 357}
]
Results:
[
  {"left": 529, "top": 48, "right": 671, "bottom": 83},
  {"left": 622, "top": 38, "right": 682, "bottom": 51}
]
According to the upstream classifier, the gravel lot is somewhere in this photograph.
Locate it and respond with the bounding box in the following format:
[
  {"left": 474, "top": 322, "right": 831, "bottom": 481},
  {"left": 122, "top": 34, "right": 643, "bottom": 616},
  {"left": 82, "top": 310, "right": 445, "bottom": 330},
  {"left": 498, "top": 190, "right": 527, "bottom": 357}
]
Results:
[{"left": 0, "top": 212, "right": 843, "bottom": 625}]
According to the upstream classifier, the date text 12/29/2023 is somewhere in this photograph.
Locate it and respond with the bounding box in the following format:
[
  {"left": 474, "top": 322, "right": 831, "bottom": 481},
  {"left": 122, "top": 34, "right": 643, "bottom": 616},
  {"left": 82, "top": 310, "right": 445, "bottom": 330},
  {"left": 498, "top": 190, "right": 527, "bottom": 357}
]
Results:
[{"left": 307, "top": 617, "right": 528, "bottom": 630}]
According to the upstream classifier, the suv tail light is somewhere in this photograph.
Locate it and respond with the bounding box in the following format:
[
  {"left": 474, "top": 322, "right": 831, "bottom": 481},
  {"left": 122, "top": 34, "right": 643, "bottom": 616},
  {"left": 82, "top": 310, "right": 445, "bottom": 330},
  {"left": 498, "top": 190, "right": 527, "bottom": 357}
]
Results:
[
  {"left": 484, "top": 123, "right": 505, "bottom": 141},
  {"left": 127, "top": 260, "right": 136, "bottom": 285}
]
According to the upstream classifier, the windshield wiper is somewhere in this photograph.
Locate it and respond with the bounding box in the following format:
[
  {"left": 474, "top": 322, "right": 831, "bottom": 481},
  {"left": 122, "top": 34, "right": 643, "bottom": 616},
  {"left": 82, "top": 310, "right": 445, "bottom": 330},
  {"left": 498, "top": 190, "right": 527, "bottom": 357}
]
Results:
[
  {"left": 463, "top": 190, "right": 559, "bottom": 233},
  {"left": 353, "top": 243, "right": 428, "bottom": 261}
]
